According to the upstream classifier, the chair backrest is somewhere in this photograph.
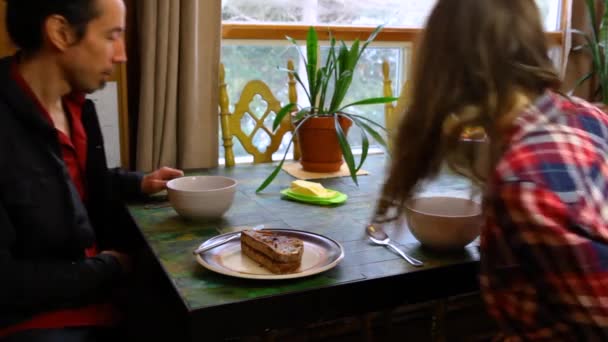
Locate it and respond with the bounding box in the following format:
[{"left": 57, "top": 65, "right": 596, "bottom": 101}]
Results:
[
  {"left": 220, "top": 59, "right": 402, "bottom": 165},
  {"left": 219, "top": 60, "right": 300, "bottom": 166},
  {"left": 382, "top": 59, "right": 410, "bottom": 148}
]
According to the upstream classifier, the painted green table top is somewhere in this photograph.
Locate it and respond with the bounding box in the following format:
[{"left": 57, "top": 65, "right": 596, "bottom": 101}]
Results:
[{"left": 127, "top": 154, "right": 480, "bottom": 314}]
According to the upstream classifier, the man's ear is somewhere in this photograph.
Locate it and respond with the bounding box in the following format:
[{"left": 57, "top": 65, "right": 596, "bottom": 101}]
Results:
[{"left": 44, "top": 14, "right": 78, "bottom": 51}]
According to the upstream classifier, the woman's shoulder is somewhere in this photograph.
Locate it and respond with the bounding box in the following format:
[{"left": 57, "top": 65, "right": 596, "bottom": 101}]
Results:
[
  {"left": 497, "top": 91, "right": 607, "bottom": 182},
  {"left": 509, "top": 91, "right": 608, "bottom": 150}
]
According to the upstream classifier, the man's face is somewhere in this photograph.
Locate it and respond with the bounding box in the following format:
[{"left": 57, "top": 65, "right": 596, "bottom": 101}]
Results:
[{"left": 61, "top": 0, "right": 127, "bottom": 93}]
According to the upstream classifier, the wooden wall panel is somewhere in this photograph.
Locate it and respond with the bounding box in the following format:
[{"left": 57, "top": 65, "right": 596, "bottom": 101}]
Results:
[{"left": 0, "top": 2, "right": 16, "bottom": 57}]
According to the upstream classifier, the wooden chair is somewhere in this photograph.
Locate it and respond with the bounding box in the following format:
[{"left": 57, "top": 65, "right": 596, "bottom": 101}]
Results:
[
  {"left": 219, "top": 60, "right": 300, "bottom": 167},
  {"left": 220, "top": 59, "right": 401, "bottom": 166},
  {"left": 382, "top": 59, "right": 411, "bottom": 150}
]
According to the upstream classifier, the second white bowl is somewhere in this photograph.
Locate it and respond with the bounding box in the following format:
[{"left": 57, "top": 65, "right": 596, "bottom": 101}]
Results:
[
  {"left": 405, "top": 196, "right": 482, "bottom": 250},
  {"left": 167, "top": 176, "right": 237, "bottom": 220}
]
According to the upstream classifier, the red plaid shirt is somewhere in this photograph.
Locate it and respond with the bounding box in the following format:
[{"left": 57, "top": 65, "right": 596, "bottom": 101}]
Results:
[{"left": 481, "top": 91, "right": 608, "bottom": 340}]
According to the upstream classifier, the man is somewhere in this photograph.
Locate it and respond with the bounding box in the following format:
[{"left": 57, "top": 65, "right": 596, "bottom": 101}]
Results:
[{"left": 0, "top": 0, "right": 183, "bottom": 340}]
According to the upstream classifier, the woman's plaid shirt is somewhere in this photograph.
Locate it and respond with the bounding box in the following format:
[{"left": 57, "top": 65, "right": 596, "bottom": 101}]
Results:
[{"left": 481, "top": 91, "right": 608, "bottom": 340}]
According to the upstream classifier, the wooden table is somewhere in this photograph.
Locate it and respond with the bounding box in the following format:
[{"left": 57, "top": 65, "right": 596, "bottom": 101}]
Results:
[{"left": 127, "top": 154, "right": 480, "bottom": 340}]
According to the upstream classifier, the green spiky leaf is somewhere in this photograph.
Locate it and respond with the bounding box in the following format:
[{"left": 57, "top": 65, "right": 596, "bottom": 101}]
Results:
[
  {"left": 256, "top": 116, "right": 315, "bottom": 193},
  {"left": 273, "top": 103, "right": 297, "bottom": 131},
  {"left": 335, "top": 115, "right": 358, "bottom": 186},
  {"left": 338, "top": 96, "right": 398, "bottom": 112},
  {"left": 306, "top": 27, "right": 319, "bottom": 107},
  {"left": 259, "top": 25, "right": 387, "bottom": 191}
]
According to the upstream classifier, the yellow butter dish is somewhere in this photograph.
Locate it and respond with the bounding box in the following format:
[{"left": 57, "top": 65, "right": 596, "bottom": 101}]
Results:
[
  {"left": 281, "top": 180, "right": 347, "bottom": 206},
  {"left": 289, "top": 180, "right": 335, "bottom": 199}
]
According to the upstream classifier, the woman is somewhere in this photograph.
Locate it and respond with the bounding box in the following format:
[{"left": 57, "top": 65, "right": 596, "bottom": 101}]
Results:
[{"left": 373, "top": 0, "right": 608, "bottom": 339}]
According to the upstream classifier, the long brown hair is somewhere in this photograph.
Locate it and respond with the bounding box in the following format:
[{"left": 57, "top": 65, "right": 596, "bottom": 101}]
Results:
[{"left": 373, "top": 0, "right": 561, "bottom": 223}]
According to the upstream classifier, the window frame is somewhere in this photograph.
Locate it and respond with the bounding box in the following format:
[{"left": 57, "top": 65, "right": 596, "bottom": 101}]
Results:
[
  {"left": 218, "top": 0, "right": 573, "bottom": 163},
  {"left": 219, "top": 39, "right": 410, "bottom": 163},
  {"left": 221, "top": 0, "right": 572, "bottom": 69},
  {"left": 222, "top": 24, "right": 565, "bottom": 45}
]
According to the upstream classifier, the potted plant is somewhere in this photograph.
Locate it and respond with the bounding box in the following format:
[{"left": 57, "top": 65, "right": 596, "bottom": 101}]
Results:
[
  {"left": 256, "top": 25, "right": 397, "bottom": 192},
  {"left": 571, "top": 0, "right": 608, "bottom": 107}
]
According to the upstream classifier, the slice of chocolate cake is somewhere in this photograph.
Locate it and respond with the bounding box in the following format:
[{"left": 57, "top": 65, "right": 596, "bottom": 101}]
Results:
[{"left": 240, "top": 230, "right": 303, "bottom": 274}]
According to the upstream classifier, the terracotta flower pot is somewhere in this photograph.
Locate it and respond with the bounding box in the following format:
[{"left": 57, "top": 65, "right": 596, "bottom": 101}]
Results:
[{"left": 297, "top": 116, "right": 353, "bottom": 172}]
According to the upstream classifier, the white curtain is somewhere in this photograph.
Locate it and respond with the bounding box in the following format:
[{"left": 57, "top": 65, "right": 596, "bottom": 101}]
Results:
[{"left": 136, "top": 0, "right": 221, "bottom": 171}]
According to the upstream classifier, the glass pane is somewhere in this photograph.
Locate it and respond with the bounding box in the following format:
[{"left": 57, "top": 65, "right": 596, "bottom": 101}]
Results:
[
  {"left": 317, "top": 0, "right": 436, "bottom": 27},
  {"left": 318, "top": 46, "right": 405, "bottom": 149},
  {"left": 548, "top": 46, "right": 563, "bottom": 73},
  {"left": 221, "top": 45, "right": 300, "bottom": 103},
  {"left": 219, "top": 43, "right": 405, "bottom": 161},
  {"left": 220, "top": 44, "right": 300, "bottom": 162},
  {"left": 536, "top": 0, "right": 561, "bottom": 31},
  {"left": 222, "top": 0, "right": 562, "bottom": 30},
  {"left": 222, "top": 0, "right": 304, "bottom": 23}
]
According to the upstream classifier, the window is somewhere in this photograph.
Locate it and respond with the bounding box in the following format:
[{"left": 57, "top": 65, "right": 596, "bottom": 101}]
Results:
[
  {"left": 219, "top": 44, "right": 301, "bottom": 162},
  {"left": 220, "top": 0, "right": 567, "bottom": 163},
  {"left": 537, "top": 0, "right": 562, "bottom": 31},
  {"left": 219, "top": 41, "right": 406, "bottom": 162},
  {"left": 222, "top": 0, "right": 560, "bottom": 30}
]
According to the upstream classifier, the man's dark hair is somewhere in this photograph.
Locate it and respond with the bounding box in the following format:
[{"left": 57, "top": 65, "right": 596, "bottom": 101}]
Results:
[{"left": 5, "top": 0, "right": 100, "bottom": 53}]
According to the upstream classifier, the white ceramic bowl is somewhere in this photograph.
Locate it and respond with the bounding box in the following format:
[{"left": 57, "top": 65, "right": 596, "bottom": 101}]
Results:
[
  {"left": 167, "top": 176, "right": 237, "bottom": 220},
  {"left": 405, "top": 196, "right": 482, "bottom": 250}
]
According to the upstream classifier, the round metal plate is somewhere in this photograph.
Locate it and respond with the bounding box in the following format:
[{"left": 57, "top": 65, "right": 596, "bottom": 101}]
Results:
[{"left": 195, "top": 229, "right": 344, "bottom": 280}]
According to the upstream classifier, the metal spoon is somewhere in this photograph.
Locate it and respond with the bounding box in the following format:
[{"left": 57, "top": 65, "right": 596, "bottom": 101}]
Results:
[{"left": 366, "top": 224, "right": 424, "bottom": 267}]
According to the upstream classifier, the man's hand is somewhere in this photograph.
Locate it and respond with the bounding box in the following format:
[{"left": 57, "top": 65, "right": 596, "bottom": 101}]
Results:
[
  {"left": 101, "top": 250, "right": 132, "bottom": 273},
  {"left": 141, "top": 167, "right": 184, "bottom": 195}
]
